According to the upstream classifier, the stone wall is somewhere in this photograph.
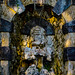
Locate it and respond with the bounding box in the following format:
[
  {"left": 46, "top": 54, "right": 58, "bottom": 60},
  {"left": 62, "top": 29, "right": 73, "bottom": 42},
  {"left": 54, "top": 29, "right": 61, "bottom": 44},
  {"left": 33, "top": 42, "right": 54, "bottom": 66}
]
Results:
[
  {"left": 9, "top": 3, "right": 66, "bottom": 74},
  {"left": 0, "top": 0, "right": 75, "bottom": 75},
  {"left": 0, "top": 0, "right": 75, "bottom": 22}
]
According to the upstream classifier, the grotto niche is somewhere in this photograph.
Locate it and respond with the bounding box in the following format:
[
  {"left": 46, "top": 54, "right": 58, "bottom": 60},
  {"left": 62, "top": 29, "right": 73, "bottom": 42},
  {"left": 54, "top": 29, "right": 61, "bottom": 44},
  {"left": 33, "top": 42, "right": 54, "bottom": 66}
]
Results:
[
  {"left": 24, "top": 25, "right": 54, "bottom": 72},
  {"left": 10, "top": 3, "right": 65, "bottom": 75},
  {"left": 21, "top": 19, "right": 55, "bottom": 75}
]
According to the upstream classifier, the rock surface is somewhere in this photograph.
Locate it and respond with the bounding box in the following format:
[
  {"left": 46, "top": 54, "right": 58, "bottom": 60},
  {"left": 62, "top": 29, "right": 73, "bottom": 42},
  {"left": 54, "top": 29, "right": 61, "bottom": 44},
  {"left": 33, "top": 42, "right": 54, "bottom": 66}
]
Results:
[
  {"left": 25, "top": 64, "right": 55, "bottom": 75},
  {"left": 25, "top": 64, "right": 39, "bottom": 75}
]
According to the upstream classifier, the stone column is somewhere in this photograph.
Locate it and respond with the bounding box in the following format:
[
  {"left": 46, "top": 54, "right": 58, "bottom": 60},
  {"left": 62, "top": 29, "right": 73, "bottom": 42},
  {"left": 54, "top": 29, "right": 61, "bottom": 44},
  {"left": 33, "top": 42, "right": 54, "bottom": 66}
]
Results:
[
  {"left": 63, "top": 20, "right": 75, "bottom": 75},
  {"left": 0, "top": 19, "right": 13, "bottom": 75}
]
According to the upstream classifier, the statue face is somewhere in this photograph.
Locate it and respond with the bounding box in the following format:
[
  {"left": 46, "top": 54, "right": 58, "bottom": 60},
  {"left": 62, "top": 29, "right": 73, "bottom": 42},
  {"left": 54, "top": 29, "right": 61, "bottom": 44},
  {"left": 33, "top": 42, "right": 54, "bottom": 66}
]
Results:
[{"left": 31, "top": 26, "right": 45, "bottom": 42}]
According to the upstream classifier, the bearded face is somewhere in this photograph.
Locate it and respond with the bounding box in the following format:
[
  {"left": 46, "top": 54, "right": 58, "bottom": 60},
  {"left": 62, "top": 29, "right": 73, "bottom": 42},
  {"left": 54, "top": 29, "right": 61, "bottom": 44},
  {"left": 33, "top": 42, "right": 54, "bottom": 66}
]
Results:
[{"left": 30, "top": 26, "right": 46, "bottom": 44}]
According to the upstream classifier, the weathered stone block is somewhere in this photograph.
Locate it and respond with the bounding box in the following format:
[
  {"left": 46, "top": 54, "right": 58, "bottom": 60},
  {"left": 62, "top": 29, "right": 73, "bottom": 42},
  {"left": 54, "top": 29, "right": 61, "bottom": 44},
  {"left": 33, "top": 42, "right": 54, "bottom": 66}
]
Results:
[
  {"left": 64, "top": 47, "right": 75, "bottom": 61},
  {"left": 0, "top": 19, "right": 13, "bottom": 32},
  {"left": 0, "top": 47, "right": 12, "bottom": 60},
  {"left": 1, "top": 61, "right": 9, "bottom": 75},
  {"left": 62, "top": 20, "right": 75, "bottom": 34},
  {"left": 53, "top": 0, "right": 71, "bottom": 15},
  {"left": 8, "top": 0, "right": 25, "bottom": 14},
  {"left": 64, "top": 33, "right": 75, "bottom": 47},
  {"left": 1, "top": 4, "right": 16, "bottom": 21},
  {"left": 1, "top": 32, "right": 10, "bottom": 47}
]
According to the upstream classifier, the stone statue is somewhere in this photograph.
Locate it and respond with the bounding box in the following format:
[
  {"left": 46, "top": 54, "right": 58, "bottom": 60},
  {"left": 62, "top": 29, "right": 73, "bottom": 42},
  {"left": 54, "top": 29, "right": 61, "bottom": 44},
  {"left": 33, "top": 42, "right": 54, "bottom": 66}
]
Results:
[{"left": 24, "top": 26, "right": 54, "bottom": 73}]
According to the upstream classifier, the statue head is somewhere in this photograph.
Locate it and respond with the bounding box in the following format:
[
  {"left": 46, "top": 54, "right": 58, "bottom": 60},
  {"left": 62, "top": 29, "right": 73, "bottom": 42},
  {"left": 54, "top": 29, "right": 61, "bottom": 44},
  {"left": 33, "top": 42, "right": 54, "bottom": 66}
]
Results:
[{"left": 30, "top": 26, "right": 46, "bottom": 44}]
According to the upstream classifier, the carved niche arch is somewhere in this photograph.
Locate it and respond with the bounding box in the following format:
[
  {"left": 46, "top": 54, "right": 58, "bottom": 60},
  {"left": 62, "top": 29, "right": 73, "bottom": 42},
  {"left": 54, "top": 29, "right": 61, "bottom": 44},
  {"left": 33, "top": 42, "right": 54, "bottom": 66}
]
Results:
[{"left": 21, "top": 17, "right": 55, "bottom": 36}]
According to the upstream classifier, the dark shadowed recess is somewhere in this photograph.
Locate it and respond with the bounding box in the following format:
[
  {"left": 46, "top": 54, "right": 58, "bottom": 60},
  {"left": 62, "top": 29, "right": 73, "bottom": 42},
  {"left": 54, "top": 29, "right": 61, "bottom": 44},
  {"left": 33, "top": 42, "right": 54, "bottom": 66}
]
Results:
[
  {"left": 17, "top": 4, "right": 62, "bottom": 36},
  {"left": 72, "top": 0, "right": 75, "bottom": 5},
  {"left": 19, "top": 4, "right": 62, "bottom": 21},
  {"left": 21, "top": 17, "right": 55, "bottom": 36}
]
